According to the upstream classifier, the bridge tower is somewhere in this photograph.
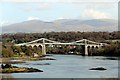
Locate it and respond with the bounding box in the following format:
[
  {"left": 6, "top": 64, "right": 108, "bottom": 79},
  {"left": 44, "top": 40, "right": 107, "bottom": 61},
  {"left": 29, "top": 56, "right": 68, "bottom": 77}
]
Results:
[
  {"left": 75, "top": 39, "right": 101, "bottom": 56},
  {"left": 83, "top": 39, "right": 88, "bottom": 56},
  {"left": 41, "top": 38, "right": 46, "bottom": 55},
  {"left": 84, "top": 39, "right": 88, "bottom": 56}
]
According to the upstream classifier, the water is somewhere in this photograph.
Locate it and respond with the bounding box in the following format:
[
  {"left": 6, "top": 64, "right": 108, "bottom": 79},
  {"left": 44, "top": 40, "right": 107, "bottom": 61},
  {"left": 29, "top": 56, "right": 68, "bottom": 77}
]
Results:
[{"left": 2, "top": 54, "right": 119, "bottom": 78}]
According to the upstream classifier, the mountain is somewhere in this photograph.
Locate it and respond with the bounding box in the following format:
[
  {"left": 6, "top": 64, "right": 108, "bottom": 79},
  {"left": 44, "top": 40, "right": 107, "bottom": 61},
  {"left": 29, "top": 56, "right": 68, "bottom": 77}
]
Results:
[{"left": 2, "top": 19, "right": 118, "bottom": 33}]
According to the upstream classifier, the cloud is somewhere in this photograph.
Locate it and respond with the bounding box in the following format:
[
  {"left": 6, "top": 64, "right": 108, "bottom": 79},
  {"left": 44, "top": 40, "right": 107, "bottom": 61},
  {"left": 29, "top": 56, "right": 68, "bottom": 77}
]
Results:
[
  {"left": 14, "top": 2, "right": 51, "bottom": 12},
  {"left": 81, "top": 9, "right": 112, "bottom": 19},
  {"left": 0, "top": 21, "right": 15, "bottom": 26},
  {"left": 27, "top": 16, "right": 39, "bottom": 20},
  {"left": 38, "top": 3, "right": 50, "bottom": 9}
]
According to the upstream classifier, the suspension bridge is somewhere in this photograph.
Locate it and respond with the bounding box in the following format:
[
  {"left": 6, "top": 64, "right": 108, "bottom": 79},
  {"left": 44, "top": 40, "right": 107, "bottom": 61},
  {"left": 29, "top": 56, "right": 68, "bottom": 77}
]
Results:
[{"left": 14, "top": 38, "right": 106, "bottom": 56}]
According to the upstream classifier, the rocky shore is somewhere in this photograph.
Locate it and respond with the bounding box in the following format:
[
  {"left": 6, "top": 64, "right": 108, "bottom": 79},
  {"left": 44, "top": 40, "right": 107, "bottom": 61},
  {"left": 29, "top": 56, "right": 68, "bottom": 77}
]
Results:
[
  {"left": 24, "top": 63, "right": 50, "bottom": 65},
  {"left": 29, "top": 57, "right": 56, "bottom": 61},
  {"left": 96, "top": 57, "right": 118, "bottom": 60},
  {"left": 0, "top": 57, "right": 56, "bottom": 64},
  {"left": 0, "top": 64, "right": 43, "bottom": 73}
]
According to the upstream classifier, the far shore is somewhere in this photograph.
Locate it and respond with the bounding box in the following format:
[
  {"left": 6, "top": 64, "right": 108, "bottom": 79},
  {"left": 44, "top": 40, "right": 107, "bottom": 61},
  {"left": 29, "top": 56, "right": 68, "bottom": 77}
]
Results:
[{"left": 0, "top": 56, "right": 56, "bottom": 64}]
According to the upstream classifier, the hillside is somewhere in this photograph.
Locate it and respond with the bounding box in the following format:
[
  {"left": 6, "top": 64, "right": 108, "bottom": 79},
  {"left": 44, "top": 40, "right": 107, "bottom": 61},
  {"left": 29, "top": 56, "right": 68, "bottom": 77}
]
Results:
[{"left": 2, "top": 19, "right": 118, "bottom": 33}]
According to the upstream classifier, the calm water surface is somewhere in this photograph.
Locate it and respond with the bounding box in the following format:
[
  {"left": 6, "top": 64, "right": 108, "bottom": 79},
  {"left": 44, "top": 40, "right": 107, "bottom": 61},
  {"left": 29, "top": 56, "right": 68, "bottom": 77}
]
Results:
[{"left": 2, "top": 54, "right": 119, "bottom": 78}]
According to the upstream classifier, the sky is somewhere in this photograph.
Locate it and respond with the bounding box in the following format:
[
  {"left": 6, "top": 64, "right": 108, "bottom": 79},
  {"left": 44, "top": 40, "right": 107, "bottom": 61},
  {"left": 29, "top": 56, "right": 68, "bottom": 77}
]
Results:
[{"left": 0, "top": 0, "right": 119, "bottom": 26}]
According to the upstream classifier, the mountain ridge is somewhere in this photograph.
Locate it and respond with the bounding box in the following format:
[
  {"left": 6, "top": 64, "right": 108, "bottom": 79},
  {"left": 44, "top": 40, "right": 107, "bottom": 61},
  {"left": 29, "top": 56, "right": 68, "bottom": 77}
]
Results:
[{"left": 2, "top": 19, "right": 118, "bottom": 33}]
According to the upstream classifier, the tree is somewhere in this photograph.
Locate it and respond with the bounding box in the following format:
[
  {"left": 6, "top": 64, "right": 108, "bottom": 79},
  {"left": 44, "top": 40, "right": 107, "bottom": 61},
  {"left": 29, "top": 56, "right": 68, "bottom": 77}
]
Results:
[{"left": 2, "top": 46, "right": 14, "bottom": 57}]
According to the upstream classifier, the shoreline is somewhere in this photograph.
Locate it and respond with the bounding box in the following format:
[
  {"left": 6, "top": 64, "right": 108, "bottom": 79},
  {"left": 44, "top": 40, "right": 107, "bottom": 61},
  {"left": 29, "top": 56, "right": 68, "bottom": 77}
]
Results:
[
  {"left": 0, "top": 54, "right": 119, "bottom": 64},
  {"left": 0, "top": 64, "right": 43, "bottom": 73},
  {"left": 0, "top": 56, "right": 56, "bottom": 64}
]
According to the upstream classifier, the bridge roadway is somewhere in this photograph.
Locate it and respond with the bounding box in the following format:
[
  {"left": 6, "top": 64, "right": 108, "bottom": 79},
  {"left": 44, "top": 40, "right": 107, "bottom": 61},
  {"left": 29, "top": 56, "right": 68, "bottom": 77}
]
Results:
[{"left": 22, "top": 43, "right": 101, "bottom": 46}]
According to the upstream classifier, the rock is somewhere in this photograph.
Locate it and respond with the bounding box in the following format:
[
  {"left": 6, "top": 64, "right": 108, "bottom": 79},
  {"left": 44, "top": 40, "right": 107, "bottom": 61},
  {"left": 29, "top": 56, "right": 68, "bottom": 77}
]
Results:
[
  {"left": 27, "top": 68, "right": 43, "bottom": 72},
  {"left": 2, "top": 61, "right": 25, "bottom": 64},
  {"left": 106, "top": 58, "right": 118, "bottom": 60},
  {"left": 41, "top": 58, "right": 56, "bottom": 60},
  {"left": 34, "top": 63, "right": 50, "bottom": 65},
  {"left": 37, "top": 57, "right": 56, "bottom": 60},
  {"left": 30, "top": 57, "right": 56, "bottom": 61},
  {"left": 89, "top": 67, "right": 107, "bottom": 71},
  {"left": 96, "top": 58, "right": 118, "bottom": 60},
  {"left": 24, "top": 63, "right": 50, "bottom": 65},
  {"left": 1, "top": 64, "right": 12, "bottom": 69},
  {"left": 1, "top": 65, "right": 43, "bottom": 73}
]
